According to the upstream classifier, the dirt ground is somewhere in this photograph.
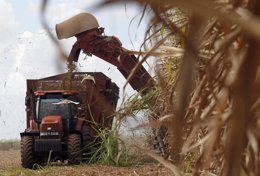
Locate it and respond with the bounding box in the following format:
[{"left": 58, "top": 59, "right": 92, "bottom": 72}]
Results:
[{"left": 0, "top": 149, "right": 172, "bottom": 176}]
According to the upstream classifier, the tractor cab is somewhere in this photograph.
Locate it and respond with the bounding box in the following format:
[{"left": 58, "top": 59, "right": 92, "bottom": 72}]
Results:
[{"left": 34, "top": 91, "right": 79, "bottom": 139}]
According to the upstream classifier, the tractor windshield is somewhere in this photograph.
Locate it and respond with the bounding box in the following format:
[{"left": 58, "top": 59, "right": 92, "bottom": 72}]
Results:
[{"left": 37, "top": 96, "right": 71, "bottom": 121}]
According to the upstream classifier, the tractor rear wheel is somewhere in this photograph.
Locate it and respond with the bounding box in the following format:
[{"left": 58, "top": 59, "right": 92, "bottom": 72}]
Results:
[
  {"left": 82, "top": 125, "right": 91, "bottom": 147},
  {"left": 67, "top": 134, "right": 82, "bottom": 164},
  {"left": 21, "top": 136, "right": 36, "bottom": 169},
  {"left": 82, "top": 125, "right": 92, "bottom": 162}
]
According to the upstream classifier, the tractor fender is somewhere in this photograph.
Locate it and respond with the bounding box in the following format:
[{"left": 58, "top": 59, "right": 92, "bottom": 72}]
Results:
[{"left": 20, "top": 131, "right": 40, "bottom": 137}]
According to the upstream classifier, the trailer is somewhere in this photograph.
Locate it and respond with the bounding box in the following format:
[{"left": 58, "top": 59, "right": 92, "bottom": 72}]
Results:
[{"left": 20, "top": 72, "right": 119, "bottom": 168}]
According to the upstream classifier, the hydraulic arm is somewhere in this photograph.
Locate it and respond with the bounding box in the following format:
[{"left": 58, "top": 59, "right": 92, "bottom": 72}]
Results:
[{"left": 68, "top": 28, "right": 153, "bottom": 94}]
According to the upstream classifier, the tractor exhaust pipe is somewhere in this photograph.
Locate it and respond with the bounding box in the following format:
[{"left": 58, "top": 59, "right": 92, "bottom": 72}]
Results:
[{"left": 55, "top": 13, "right": 99, "bottom": 40}]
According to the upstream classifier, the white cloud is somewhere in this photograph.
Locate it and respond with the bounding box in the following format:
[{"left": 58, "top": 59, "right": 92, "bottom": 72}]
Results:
[
  {"left": 42, "top": 0, "right": 145, "bottom": 40},
  {"left": 27, "top": 2, "right": 38, "bottom": 14},
  {"left": 46, "top": 0, "right": 97, "bottom": 24},
  {"left": 0, "top": 30, "right": 68, "bottom": 139},
  {"left": 0, "top": 0, "right": 18, "bottom": 43}
]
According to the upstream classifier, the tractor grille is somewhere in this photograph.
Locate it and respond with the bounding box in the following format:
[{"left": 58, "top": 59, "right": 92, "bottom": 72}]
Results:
[{"left": 35, "top": 139, "right": 62, "bottom": 153}]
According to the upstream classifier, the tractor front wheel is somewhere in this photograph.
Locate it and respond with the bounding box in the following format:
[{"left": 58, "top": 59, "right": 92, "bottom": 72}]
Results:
[
  {"left": 67, "top": 134, "right": 82, "bottom": 164},
  {"left": 21, "top": 136, "right": 36, "bottom": 169}
]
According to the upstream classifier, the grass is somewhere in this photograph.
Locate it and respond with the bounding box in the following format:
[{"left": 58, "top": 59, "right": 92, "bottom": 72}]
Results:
[
  {"left": 1, "top": 164, "right": 172, "bottom": 176},
  {"left": 1, "top": 166, "right": 39, "bottom": 176},
  {"left": 84, "top": 123, "right": 152, "bottom": 167},
  {"left": 0, "top": 125, "right": 152, "bottom": 169},
  {"left": 0, "top": 139, "right": 20, "bottom": 151},
  {"left": 0, "top": 147, "right": 169, "bottom": 176}
]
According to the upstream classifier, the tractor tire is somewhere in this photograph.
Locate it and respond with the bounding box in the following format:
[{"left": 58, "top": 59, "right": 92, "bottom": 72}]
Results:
[
  {"left": 21, "top": 136, "right": 36, "bottom": 169},
  {"left": 67, "top": 134, "right": 82, "bottom": 164},
  {"left": 82, "top": 125, "right": 92, "bottom": 162},
  {"left": 82, "top": 125, "right": 91, "bottom": 147}
]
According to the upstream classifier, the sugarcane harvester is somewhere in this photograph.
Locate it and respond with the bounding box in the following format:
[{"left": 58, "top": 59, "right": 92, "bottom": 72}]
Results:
[
  {"left": 55, "top": 13, "right": 167, "bottom": 156},
  {"left": 20, "top": 13, "right": 165, "bottom": 169}
]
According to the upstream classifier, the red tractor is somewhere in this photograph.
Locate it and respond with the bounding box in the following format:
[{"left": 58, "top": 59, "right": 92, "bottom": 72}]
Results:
[{"left": 21, "top": 72, "right": 119, "bottom": 168}]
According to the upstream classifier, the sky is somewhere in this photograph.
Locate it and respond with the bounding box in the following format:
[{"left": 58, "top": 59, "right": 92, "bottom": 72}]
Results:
[{"left": 0, "top": 0, "right": 151, "bottom": 139}]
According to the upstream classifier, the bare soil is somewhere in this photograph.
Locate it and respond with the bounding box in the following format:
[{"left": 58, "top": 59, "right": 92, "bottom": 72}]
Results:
[{"left": 0, "top": 149, "right": 172, "bottom": 176}]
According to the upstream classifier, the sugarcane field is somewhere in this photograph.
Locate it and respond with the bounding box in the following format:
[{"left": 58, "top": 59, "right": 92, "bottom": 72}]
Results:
[{"left": 1, "top": 0, "right": 260, "bottom": 176}]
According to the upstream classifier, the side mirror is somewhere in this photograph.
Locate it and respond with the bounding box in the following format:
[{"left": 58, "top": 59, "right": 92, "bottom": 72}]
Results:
[{"left": 25, "top": 96, "right": 30, "bottom": 106}]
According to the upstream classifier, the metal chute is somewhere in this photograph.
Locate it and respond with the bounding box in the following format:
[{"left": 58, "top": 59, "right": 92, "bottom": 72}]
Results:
[{"left": 55, "top": 13, "right": 99, "bottom": 40}]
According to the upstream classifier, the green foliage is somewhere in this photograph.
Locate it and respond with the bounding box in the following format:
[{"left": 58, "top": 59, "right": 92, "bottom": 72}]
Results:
[
  {"left": 118, "top": 89, "right": 158, "bottom": 118},
  {"left": 183, "top": 152, "right": 196, "bottom": 173},
  {"left": 32, "top": 163, "right": 45, "bottom": 170},
  {"left": 85, "top": 124, "right": 145, "bottom": 167},
  {"left": 46, "top": 150, "right": 53, "bottom": 166}
]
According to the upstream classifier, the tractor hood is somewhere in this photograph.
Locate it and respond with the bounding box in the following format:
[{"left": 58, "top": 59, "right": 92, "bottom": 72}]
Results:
[{"left": 40, "top": 116, "right": 64, "bottom": 138}]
